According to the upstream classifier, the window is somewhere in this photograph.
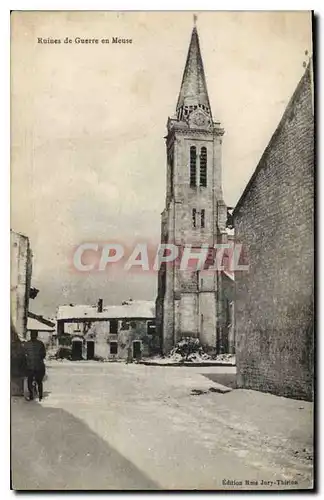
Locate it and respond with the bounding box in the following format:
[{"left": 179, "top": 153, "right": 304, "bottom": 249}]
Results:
[
  {"left": 192, "top": 208, "right": 197, "bottom": 228},
  {"left": 190, "top": 146, "right": 197, "bottom": 187},
  {"left": 192, "top": 209, "right": 205, "bottom": 229},
  {"left": 200, "top": 147, "right": 207, "bottom": 187},
  {"left": 201, "top": 209, "right": 205, "bottom": 228},
  {"left": 109, "top": 319, "right": 118, "bottom": 334},
  {"left": 147, "top": 320, "right": 156, "bottom": 335},
  {"left": 110, "top": 341, "right": 118, "bottom": 355}
]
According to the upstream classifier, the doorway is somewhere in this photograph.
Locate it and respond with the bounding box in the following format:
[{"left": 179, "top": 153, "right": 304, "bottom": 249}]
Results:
[
  {"left": 133, "top": 340, "right": 141, "bottom": 360},
  {"left": 87, "top": 341, "right": 95, "bottom": 360},
  {"left": 71, "top": 340, "right": 82, "bottom": 360}
]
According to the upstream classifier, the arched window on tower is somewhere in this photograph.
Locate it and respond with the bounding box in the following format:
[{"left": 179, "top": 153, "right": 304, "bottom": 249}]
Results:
[
  {"left": 200, "top": 147, "right": 207, "bottom": 187},
  {"left": 190, "top": 146, "right": 197, "bottom": 187}
]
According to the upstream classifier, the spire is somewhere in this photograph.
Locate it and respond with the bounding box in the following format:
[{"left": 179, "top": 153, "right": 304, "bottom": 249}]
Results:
[{"left": 176, "top": 24, "right": 212, "bottom": 120}]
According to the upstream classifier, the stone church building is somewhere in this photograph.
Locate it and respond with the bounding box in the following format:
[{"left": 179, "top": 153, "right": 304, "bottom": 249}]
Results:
[{"left": 156, "top": 25, "right": 234, "bottom": 355}]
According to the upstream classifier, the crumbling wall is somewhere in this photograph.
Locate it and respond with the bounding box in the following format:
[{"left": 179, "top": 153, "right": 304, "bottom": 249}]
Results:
[{"left": 11, "top": 231, "right": 32, "bottom": 340}]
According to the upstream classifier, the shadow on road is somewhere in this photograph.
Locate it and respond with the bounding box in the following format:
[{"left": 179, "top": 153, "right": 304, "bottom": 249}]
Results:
[{"left": 11, "top": 398, "right": 159, "bottom": 491}]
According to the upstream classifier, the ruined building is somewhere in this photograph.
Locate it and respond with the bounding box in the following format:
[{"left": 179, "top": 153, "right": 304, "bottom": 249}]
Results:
[
  {"left": 57, "top": 299, "right": 156, "bottom": 361},
  {"left": 11, "top": 229, "right": 33, "bottom": 340},
  {"left": 234, "top": 61, "right": 314, "bottom": 401},
  {"left": 156, "top": 24, "right": 233, "bottom": 355},
  {"left": 11, "top": 229, "right": 33, "bottom": 395}
]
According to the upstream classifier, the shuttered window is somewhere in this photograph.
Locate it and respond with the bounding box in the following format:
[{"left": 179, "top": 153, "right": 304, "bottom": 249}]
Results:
[
  {"left": 200, "top": 147, "right": 207, "bottom": 187},
  {"left": 190, "top": 146, "right": 197, "bottom": 187}
]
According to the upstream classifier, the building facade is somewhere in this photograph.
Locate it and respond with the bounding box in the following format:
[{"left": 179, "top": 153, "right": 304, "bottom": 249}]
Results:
[
  {"left": 57, "top": 300, "right": 157, "bottom": 361},
  {"left": 11, "top": 230, "right": 33, "bottom": 395},
  {"left": 10, "top": 230, "right": 33, "bottom": 340},
  {"left": 156, "top": 25, "right": 232, "bottom": 355},
  {"left": 233, "top": 62, "right": 314, "bottom": 401},
  {"left": 27, "top": 312, "right": 56, "bottom": 346}
]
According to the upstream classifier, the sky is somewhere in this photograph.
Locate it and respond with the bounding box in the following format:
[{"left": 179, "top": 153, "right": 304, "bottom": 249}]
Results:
[{"left": 11, "top": 11, "right": 312, "bottom": 316}]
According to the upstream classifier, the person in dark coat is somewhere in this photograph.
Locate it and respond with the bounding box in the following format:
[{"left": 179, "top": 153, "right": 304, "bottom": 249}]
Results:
[{"left": 24, "top": 331, "right": 46, "bottom": 401}]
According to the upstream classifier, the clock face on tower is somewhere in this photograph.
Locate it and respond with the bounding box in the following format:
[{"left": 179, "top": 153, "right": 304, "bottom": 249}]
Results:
[{"left": 189, "top": 109, "right": 210, "bottom": 128}]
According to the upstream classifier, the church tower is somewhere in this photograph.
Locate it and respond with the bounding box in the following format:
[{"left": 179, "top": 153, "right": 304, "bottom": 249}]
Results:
[{"left": 156, "top": 23, "right": 229, "bottom": 355}]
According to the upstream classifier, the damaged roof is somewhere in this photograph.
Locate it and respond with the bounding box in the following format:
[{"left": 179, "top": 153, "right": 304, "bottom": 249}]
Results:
[
  {"left": 57, "top": 300, "right": 156, "bottom": 321},
  {"left": 27, "top": 317, "right": 55, "bottom": 331}
]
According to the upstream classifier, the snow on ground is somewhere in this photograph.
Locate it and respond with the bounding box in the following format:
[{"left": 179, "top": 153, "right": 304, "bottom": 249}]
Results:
[{"left": 12, "top": 362, "right": 313, "bottom": 490}]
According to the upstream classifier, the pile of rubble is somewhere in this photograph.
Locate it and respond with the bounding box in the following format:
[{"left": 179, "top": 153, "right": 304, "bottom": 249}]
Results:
[
  {"left": 156, "top": 338, "right": 236, "bottom": 364},
  {"left": 168, "top": 337, "right": 212, "bottom": 363},
  {"left": 214, "top": 353, "right": 236, "bottom": 363}
]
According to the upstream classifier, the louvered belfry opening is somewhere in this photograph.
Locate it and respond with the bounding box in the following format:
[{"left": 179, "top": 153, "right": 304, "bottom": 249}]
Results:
[
  {"left": 190, "top": 146, "right": 197, "bottom": 187},
  {"left": 200, "top": 147, "right": 207, "bottom": 187}
]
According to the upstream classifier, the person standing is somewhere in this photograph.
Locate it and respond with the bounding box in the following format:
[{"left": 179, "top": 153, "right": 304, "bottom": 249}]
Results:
[{"left": 24, "top": 331, "right": 46, "bottom": 401}]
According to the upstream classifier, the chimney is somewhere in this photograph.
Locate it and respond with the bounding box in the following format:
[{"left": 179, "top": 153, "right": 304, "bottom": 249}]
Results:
[{"left": 97, "top": 298, "right": 103, "bottom": 313}]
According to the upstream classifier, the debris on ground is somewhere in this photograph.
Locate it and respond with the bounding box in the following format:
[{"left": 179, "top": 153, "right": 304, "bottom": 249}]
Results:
[
  {"left": 169, "top": 337, "right": 212, "bottom": 362},
  {"left": 214, "top": 353, "right": 236, "bottom": 363},
  {"left": 46, "top": 337, "right": 236, "bottom": 365},
  {"left": 166, "top": 338, "right": 235, "bottom": 364},
  {"left": 209, "top": 386, "right": 229, "bottom": 394},
  {"left": 47, "top": 347, "right": 72, "bottom": 361},
  {"left": 191, "top": 385, "right": 232, "bottom": 396},
  {"left": 191, "top": 389, "right": 208, "bottom": 396}
]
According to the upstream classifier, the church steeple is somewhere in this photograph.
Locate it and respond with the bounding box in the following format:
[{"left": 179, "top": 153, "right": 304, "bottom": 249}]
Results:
[
  {"left": 176, "top": 23, "right": 212, "bottom": 122},
  {"left": 157, "top": 20, "right": 228, "bottom": 356}
]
